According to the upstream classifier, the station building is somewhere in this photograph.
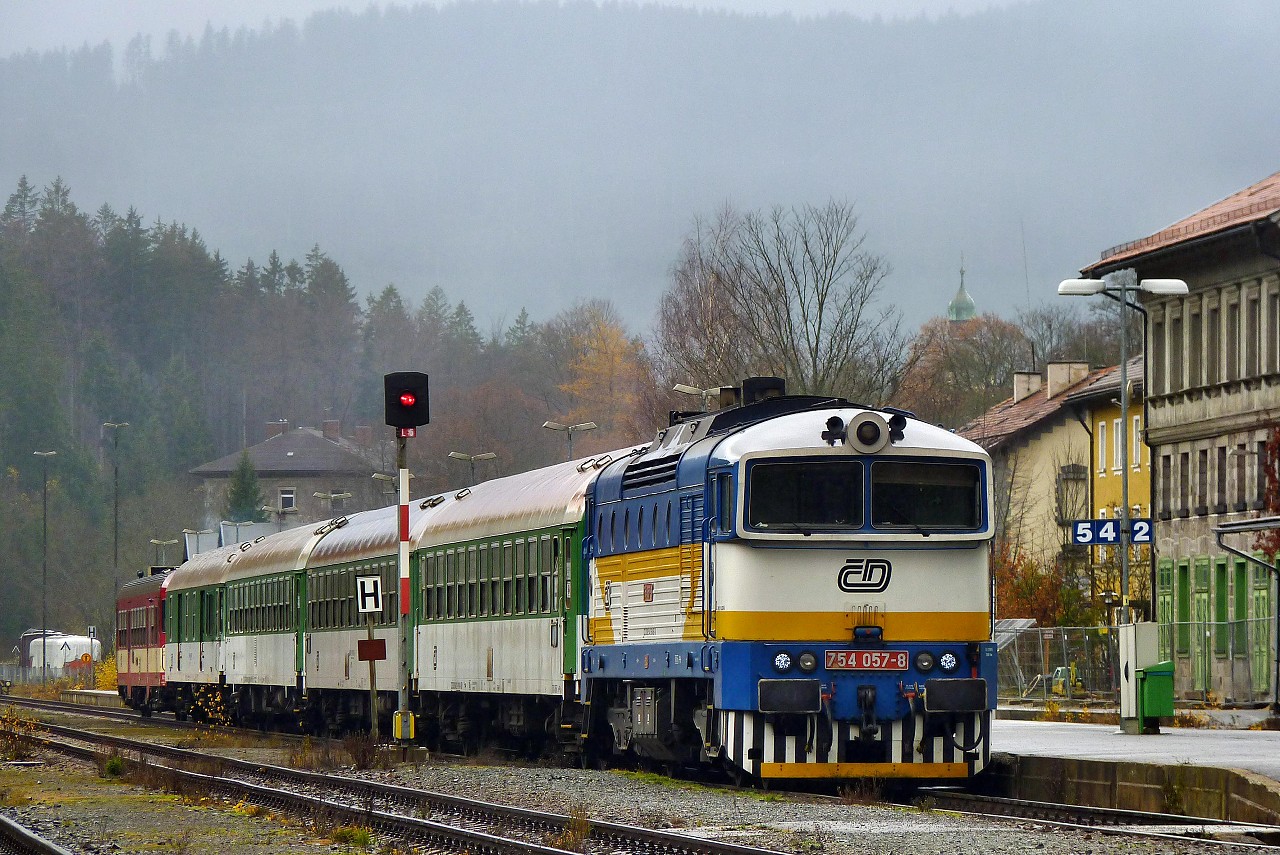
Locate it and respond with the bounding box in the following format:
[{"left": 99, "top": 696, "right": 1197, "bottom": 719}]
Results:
[{"left": 1079, "top": 169, "right": 1280, "bottom": 704}]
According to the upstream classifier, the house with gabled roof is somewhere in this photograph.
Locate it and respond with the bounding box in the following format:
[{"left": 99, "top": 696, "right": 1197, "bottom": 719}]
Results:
[{"left": 190, "top": 420, "right": 393, "bottom": 533}]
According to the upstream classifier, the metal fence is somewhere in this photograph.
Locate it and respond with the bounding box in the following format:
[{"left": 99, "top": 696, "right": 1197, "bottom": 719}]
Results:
[
  {"left": 997, "top": 617, "right": 1277, "bottom": 706},
  {"left": 0, "top": 665, "right": 48, "bottom": 685}
]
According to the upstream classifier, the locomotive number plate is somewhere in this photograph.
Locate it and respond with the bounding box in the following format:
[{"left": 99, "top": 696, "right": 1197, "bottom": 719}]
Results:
[{"left": 825, "top": 650, "right": 909, "bottom": 671}]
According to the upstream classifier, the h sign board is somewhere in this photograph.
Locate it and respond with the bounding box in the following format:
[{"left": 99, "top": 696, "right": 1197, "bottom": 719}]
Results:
[
  {"left": 356, "top": 575, "right": 384, "bottom": 614},
  {"left": 1071, "top": 519, "right": 1153, "bottom": 545}
]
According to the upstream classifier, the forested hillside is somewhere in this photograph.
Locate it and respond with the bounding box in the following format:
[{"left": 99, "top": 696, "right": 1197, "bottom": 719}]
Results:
[{"left": 0, "top": 176, "right": 655, "bottom": 642}]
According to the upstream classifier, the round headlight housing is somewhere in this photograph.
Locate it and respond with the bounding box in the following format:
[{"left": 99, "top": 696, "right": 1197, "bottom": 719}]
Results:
[
  {"left": 773, "top": 651, "right": 793, "bottom": 673},
  {"left": 914, "top": 651, "right": 936, "bottom": 672},
  {"left": 938, "top": 650, "right": 960, "bottom": 673},
  {"left": 797, "top": 651, "right": 819, "bottom": 673}
]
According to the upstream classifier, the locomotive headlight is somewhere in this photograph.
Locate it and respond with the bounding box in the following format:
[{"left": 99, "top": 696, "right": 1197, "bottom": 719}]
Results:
[
  {"left": 938, "top": 651, "right": 960, "bottom": 673},
  {"left": 797, "top": 651, "right": 818, "bottom": 673},
  {"left": 913, "top": 651, "right": 936, "bottom": 672},
  {"left": 854, "top": 420, "right": 882, "bottom": 446},
  {"left": 773, "top": 651, "right": 793, "bottom": 673}
]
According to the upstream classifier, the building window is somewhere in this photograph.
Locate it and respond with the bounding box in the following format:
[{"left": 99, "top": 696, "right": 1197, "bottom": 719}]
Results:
[
  {"left": 1151, "top": 318, "right": 1166, "bottom": 395},
  {"left": 1260, "top": 440, "right": 1270, "bottom": 507},
  {"left": 1170, "top": 315, "right": 1184, "bottom": 389},
  {"left": 1215, "top": 446, "right": 1227, "bottom": 514},
  {"left": 1188, "top": 309, "right": 1202, "bottom": 386},
  {"left": 1097, "top": 421, "right": 1107, "bottom": 475},
  {"left": 1132, "top": 415, "right": 1142, "bottom": 469},
  {"left": 1179, "top": 452, "right": 1190, "bottom": 517},
  {"left": 1226, "top": 301, "right": 1240, "bottom": 382},
  {"left": 1207, "top": 306, "right": 1219, "bottom": 384},
  {"left": 1160, "top": 454, "right": 1172, "bottom": 519},
  {"left": 1269, "top": 291, "right": 1279, "bottom": 374},
  {"left": 1112, "top": 418, "right": 1122, "bottom": 471},
  {"left": 1235, "top": 444, "right": 1248, "bottom": 511},
  {"left": 1246, "top": 294, "right": 1260, "bottom": 377},
  {"left": 1196, "top": 448, "right": 1208, "bottom": 515},
  {"left": 279, "top": 488, "right": 296, "bottom": 511}
]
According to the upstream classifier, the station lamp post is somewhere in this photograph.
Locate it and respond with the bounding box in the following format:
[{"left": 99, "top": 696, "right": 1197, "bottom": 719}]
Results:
[
  {"left": 1058, "top": 269, "right": 1188, "bottom": 620},
  {"left": 149, "top": 538, "right": 178, "bottom": 565},
  {"left": 313, "top": 491, "right": 353, "bottom": 517},
  {"left": 447, "top": 451, "right": 496, "bottom": 483},
  {"left": 34, "top": 450, "right": 56, "bottom": 684},
  {"left": 542, "top": 421, "right": 597, "bottom": 461}
]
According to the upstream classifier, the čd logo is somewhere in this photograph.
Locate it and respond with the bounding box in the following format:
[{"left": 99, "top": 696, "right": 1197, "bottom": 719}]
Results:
[{"left": 838, "top": 558, "right": 891, "bottom": 593}]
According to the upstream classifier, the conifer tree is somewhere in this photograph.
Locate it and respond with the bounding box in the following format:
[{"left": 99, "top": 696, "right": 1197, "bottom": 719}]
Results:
[{"left": 223, "top": 452, "right": 266, "bottom": 522}]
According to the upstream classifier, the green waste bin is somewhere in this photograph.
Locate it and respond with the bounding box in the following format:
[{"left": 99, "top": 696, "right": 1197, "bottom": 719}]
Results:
[{"left": 1137, "top": 660, "right": 1175, "bottom": 719}]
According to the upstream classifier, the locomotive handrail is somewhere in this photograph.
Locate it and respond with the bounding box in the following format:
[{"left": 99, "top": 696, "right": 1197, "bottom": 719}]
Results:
[
  {"left": 701, "top": 516, "right": 716, "bottom": 639},
  {"left": 580, "top": 535, "right": 596, "bottom": 644}
]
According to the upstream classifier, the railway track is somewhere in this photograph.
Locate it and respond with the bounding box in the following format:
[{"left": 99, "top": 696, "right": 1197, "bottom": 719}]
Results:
[
  {"left": 0, "top": 814, "right": 75, "bottom": 855},
  {"left": 22, "top": 721, "right": 787, "bottom": 855},
  {"left": 9, "top": 695, "right": 1280, "bottom": 851},
  {"left": 908, "top": 787, "right": 1280, "bottom": 849}
]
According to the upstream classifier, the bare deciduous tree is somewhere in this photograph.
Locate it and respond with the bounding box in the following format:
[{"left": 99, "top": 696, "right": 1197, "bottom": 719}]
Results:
[{"left": 653, "top": 201, "right": 907, "bottom": 402}]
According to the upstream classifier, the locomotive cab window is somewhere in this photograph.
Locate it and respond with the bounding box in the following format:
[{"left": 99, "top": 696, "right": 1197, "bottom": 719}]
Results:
[
  {"left": 871, "top": 461, "right": 982, "bottom": 531},
  {"left": 747, "top": 460, "right": 864, "bottom": 531}
]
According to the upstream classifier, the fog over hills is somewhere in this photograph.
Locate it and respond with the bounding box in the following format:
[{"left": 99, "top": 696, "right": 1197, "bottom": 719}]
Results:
[{"left": 2, "top": 0, "right": 1276, "bottom": 332}]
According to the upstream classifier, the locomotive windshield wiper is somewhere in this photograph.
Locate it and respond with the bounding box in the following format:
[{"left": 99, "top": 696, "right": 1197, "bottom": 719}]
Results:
[{"left": 760, "top": 521, "right": 813, "bottom": 536}]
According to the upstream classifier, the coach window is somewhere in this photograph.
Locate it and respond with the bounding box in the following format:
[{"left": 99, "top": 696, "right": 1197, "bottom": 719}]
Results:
[
  {"left": 540, "top": 536, "right": 554, "bottom": 613},
  {"left": 503, "top": 543, "right": 514, "bottom": 615},
  {"left": 478, "top": 545, "right": 489, "bottom": 616},
  {"left": 527, "top": 541, "right": 540, "bottom": 613},
  {"left": 466, "top": 546, "right": 479, "bottom": 616}
]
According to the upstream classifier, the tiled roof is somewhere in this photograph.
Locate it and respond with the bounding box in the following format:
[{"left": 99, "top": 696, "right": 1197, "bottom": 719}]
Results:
[
  {"left": 1085, "top": 170, "right": 1280, "bottom": 272},
  {"left": 1064, "top": 356, "right": 1144, "bottom": 403},
  {"left": 958, "top": 368, "right": 1106, "bottom": 452},
  {"left": 190, "top": 428, "right": 382, "bottom": 477}
]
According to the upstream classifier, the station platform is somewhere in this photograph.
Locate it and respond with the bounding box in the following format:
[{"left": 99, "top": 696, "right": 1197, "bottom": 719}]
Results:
[
  {"left": 987, "top": 712, "right": 1280, "bottom": 825},
  {"left": 59, "top": 689, "right": 125, "bottom": 709}
]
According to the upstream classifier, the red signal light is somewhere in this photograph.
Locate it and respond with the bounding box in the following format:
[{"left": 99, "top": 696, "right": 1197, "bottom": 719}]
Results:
[{"left": 399, "top": 391, "right": 416, "bottom": 408}]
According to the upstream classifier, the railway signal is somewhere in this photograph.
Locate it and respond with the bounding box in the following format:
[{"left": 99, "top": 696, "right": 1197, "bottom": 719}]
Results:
[{"left": 384, "top": 371, "right": 430, "bottom": 430}]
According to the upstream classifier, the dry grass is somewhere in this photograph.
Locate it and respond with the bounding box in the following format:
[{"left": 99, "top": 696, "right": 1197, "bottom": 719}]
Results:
[{"left": 546, "top": 804, "right": 592, "bottom": 852}]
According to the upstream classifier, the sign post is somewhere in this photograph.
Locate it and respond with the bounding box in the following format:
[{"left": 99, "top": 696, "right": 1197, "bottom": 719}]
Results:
[
  {"left": 384, "top": 372, "right": 429, "bottom": 753},
  {"left": 356, "top": 574, "right": 385, "bottom": 740}
]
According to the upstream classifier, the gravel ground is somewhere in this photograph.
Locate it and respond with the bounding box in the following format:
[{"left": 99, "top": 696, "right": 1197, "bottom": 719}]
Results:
[{"left": 0, "top": 736, "right": 1258, "bottom": 855}]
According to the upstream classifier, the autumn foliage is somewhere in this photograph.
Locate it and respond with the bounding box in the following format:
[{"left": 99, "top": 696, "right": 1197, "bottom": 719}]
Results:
[{"left": 993, "top": 538, "right": 1093, "bottom": 627}]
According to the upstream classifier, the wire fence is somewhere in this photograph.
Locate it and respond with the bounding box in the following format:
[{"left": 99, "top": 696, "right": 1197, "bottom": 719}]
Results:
[{"left": 997, "top": 618, "right": 1277, "bottom": 705}]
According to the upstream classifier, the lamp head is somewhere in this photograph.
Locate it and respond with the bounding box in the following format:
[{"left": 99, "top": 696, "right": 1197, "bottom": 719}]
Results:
[
  {"left": 1137, "top": 278, "right": 1189, "bottom": 295},
  {"left": 1058, "top": 279, "right": 1105, "bottom": 296}
]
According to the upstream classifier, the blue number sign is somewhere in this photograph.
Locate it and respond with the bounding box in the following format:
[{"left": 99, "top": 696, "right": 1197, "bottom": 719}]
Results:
[{"left": 1070, "top": 519, "right": 1154, "bottom": 545}]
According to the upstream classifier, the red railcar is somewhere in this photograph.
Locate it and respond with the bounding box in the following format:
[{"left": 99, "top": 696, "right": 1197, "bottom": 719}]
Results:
[{"left": 116, "top": 569, "right": 172, "bottom": 715}]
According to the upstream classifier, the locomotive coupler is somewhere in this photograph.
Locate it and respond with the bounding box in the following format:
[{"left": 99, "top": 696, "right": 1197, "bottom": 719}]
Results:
[{"left": 856, "top": 685, "right": 879, "bottom": 739}]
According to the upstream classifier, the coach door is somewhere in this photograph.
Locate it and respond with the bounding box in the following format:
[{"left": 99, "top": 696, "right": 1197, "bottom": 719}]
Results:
[
  {"left": 294, "top": 570, "right": 307, "bottom": 684},
  {"left": 560, "top": 529, "right": 576, "bottom": 677}
]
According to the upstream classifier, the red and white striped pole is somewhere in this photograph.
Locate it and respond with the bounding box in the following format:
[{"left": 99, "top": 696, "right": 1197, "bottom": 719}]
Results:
[{"left": 396, "top": 430, "right": 413, "bottom": 747}]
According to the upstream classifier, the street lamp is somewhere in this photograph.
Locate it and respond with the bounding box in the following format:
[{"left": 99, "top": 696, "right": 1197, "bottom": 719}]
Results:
[
  {"left": 103, "top": 422, "right": 128, "bottom": 603},
  {"left": 149, "top": 538, "right": 179, "bottom": 565},
  {"left": 542, "top": 421, "right": 597, "bottom": 461},
  {"left": 448, "top": 451, "right": 496, "bottom": 483},
  {"left": 313, "top": 491, "right": 353, "bottom": 516},
  {"left": 33, "top": 450, "right": 56, "bottom": 684},
  {"left": 182, "top": 528, "right": 214, "bottom": 557},
  {"left": 1059, "top": 268, "right": 1188, "bottom": 620},
  {"left": 259, "top": 505, "right": 297, "bottom": 531}
]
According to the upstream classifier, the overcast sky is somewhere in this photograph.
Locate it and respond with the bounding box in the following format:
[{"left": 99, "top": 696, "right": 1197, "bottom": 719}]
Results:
[{"left": 0, "top": 0, "right": 1012, "bottom": 57}]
